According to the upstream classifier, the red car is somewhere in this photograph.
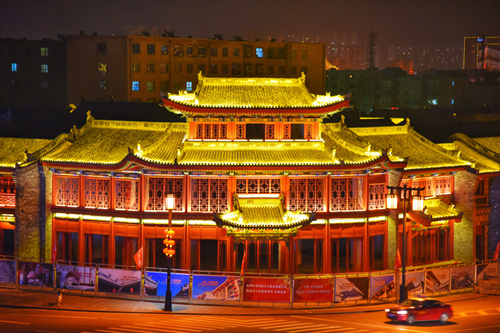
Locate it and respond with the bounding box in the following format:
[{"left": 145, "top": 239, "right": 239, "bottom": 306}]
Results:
[{"left": 385, "top": 298, "right": 453, "bottom": 324}]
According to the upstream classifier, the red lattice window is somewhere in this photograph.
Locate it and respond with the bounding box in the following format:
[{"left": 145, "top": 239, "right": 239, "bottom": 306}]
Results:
[
  {"left": 283, "top": 124, "right": 291, "bottom": 139},
  {"left": 84, "top": 177, "right": 110, "bottom": 209},
  {"left": 265, "top": 124, "right": 275, "bottom": 139},
  {"left": 0, "top": 177, "right": 15, "bottom": 207},
  {"left": 55, "top": 176, "right": 79, "bottom": 207},
  {"left": 146, "top": 177, "right": 183, "bottom": 211},
  {"left": 435, "top": 177, "right": 452, "bottom": 195},
  {"left": 369, "top": 184, "right": 386, "bottom": 210},
  {"left": 289, "top": 178, "right": 325, "bottom": 212},
  {"left": 115, "top": 179, "right": 139, "bottom": 211},
  {"left": 190, "top": 178, "right": 228, "bottom": 213},
  {"left": 413, "top": 178, "right": 432, "bottom": 196},
  {"left": 236, "top": 178, "right": 281, "bottom": 193},
  {"left": 305, "top": 124, "right": 313, "bottom": 139},
  {"left": 195, "top": 123, "right": 228, "bottom": 139},
  {"left": 196, "top": 124, "right": 204, "bottom": 139},
  {"left": 236, "top": 124, "right": 246, "bottom": 139},
  {"left": 330, "top": 177, "right": 364, "bottom": 211}
]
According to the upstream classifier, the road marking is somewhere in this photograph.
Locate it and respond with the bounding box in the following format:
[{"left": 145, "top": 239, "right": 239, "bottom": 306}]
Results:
[
  {"left": 286, "top": 325, "right": 337, "bottom": 333},
  {"left": 160, "top": 318, "right": 237, "bottom": 328},
  {"left": 0, "top": 320, "right": 30, "bottom": 325},
  {"left": 478, "top": 310, "right": 488, "bottom": 315},
  {"left": 259, "top": 322, "right": 302, "bottom": 329},
  {"left": 318, "top": 328, "right": 355, "bottom": 333},
  {"left": 142, "top": 323, "right": 203, "bottom": 332}
]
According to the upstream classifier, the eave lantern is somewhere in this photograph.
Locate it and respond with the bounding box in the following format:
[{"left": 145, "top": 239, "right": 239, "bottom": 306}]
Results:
[
  {"left": 386, "top": 190, "right": 398, "bottom": 209},
  {"left": 412, "top": 193, "right": 424, "bottom": 212}
]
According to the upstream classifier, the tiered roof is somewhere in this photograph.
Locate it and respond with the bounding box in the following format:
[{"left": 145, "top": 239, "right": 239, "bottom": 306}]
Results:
[
  {"left": 0, "top": 138, "right": 52, "bottom": 172},
  {"left": 443, "top": 134, "right": 500, "bottom": 174}
]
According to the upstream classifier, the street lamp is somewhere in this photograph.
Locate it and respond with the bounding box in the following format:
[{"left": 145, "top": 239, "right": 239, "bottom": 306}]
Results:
[
  {"left": 163, "top": 193, "right": 175, "bottom": 311},
  {"left": 386, "top": 184, "right": 424, "bottom": 303}
]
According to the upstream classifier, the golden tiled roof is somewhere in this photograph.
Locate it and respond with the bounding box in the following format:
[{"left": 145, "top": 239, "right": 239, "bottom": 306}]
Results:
[
  {"left": 423, "top": 198, "right": 461, "bottom": 220},
  {"left": 445, "top": 134, "right": 500, "bottom": 173},
  {"left": 0, "top": 138, "right": 52, "bottom": 169},
  {"left": 474, "top": 137, "right": 500, "bottom": 155}
]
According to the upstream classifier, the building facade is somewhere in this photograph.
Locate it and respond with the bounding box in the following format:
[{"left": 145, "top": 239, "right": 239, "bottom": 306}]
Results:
[
  {"left": 463, "top": 36, "right": 500, "bottom": 71},
  {"left": 1, "top": 75, "right": 499, "bottom": 276}
]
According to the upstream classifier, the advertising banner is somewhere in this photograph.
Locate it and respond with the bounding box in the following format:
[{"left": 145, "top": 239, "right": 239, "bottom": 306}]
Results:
[
  {"left": 97, "top": 268, "right": 141, "bottom": 294},
  {"left": 243, "top": 277, "right": 290, "bottom": 303},
  {"left": 399, "top": 271, "right": 425, "bottom": 296},
  {"left": 0, "top": 260, "right": 16, "bottom": 284},
  {"left": 451, "top": 265, "right": 475, "bottom": 290},
  {"left": 192, "top": 275, "right": 240, "bottom": 301},
  {"left": 56, "top": 264, "right": 96, "bottom": 291},
  {"left": 144, "top": 271, "right": 190, "bottom": 298},
  {"left": 293, "top": 278, "right": 333, "bottom": 303},
  {"left": 425, "top": 268, "right": 450, "bottom": 293},
  {"left": 18, "top": 261, "right": 54, "bottom": 287},
  {"left": 335, "top": 277, "right": 369, "bottom": 302},
  {"left": 477, "top": 263, "right": 499, "bottom": 281},
  {"left": 370, "top": 275, "right": 395, "bottom": 300}
]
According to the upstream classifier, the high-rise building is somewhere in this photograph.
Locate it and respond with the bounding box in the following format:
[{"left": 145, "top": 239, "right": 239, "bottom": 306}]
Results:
[
  {"left": 387, "top": 44, "right": 462, "bottom": 74},
  {"left": 463, "top": 36, "right": 500, "bottom": 71}
]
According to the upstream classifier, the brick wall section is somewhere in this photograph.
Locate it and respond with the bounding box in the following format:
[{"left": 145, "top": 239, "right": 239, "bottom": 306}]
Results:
[
  {"left": 387, "top": 169, "right": 402, "bottom": 269},
  {"left": 488, "top": 176, "right": 500, "bottom": 258},
  {"left": 42, "top": 166, "right": 53, "bottom": 260},
  {"left": 453, "top": 169, "right": 477, "bottom": 263}
]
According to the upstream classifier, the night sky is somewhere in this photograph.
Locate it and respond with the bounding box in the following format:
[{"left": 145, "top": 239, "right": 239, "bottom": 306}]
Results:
[{"left": 1, "top": 0, "right": 500, "bottom": 46}]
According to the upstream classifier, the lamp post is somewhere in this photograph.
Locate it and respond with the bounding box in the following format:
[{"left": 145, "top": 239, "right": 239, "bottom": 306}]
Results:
[
  {"left": 163, "top": 193, "right": 175, "bottom": 311},
  {"left": 386, "top": 184, "right": 424, "bottom": 303}
]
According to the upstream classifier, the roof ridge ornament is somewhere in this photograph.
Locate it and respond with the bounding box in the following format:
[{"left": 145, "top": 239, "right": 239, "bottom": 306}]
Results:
[{"left": 86, "top": 110, "right": 94, "bottom": 124}]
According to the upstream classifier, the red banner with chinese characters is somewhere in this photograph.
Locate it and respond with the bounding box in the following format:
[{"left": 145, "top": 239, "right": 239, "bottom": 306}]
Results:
[
  {"left": 293, "top": 278, "right": 333, "bottom": 302},
  {"left": 243, "top": 277, "right": 290, "bottom": 303}
]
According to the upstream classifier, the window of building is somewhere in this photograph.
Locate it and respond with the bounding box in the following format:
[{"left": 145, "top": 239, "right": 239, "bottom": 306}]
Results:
[
  {"left": 301, "top": 50, "right": 308, "bottom": 59},
  {"left": 187, "top": 64, "right": 193, "bottom": 73},
  {"left": 301, "top": 66, "right": 307, "bottom": 74},
  {"left": 291, "top": 50, "right": 297, "bottom": 59},
  {"left": 331, "top": 237, "right": 363, "bottom": 272},
  {"left": 257, "top": 65, "right": 265, "bottom": 75},
  {"left": 198, "top": 46, "right": 206, "bottom": 56},
  {"left": 57, "top": 232, "right": 78, "bottom": 262},
  {"left": 222, "top": 64, "right": 228, "bottom": 74},
  {"left": 277, "top": 48, "right": 285, "bottom": 58},
  {"left": 187, "top": 45, "right": 193, "bottom": 56},
  {"left": 195, "top": 123, "right": 228, "bottom": 139},
  {"left": 147, "top": 81, "right": 155, "bottom": 91},
  {"left": 174, "top": 44, "right": 183, "bottom": 56},
  {"left": 330, "top": 177, "right": 364, "bottom": 211},
  {"left": 222, "top": 47, "right": 228, "bottom": 57},
  {"left": 161, "top": 63, "right": 168, "bottom": 73},
  {"left": 55, "top": 176, "right": 79, "bottom": 207},
  {"left": 147, "top": 44, "right": 155, "bottom": 54},
  {"left": 369, "top": 184, "right": 386, "bottom": 210},
  {"left": 161, "top": 44, "right": 168, "bottom": 55},
  {"left": 198, "top": 64, "right": 205, "bottom": 74},
  {"left": 98, "top": 80, "right": 106, "bottom": 90},
  {"left": 210, "top": 64, "right": 217, "bottom": 74},
  {"left": 114, "top": 178, "right": 139, "bottom": 211},
  {"left": 84, "top": 177, "right": 110, "bottom": 209},
  {"left": 236, "top": 178, "right": 281, "bottom": 194},
  {"left": 256, "top": 48, "right": 264, "bottom": 58},
  {"left": 233, "top": 47, "right": 240, "bottom": 57},
  {"left": 289, "top": 178, "right": 325, "bottom": 212},
  {"left": 147, "top": 63, "right": 155, "bottom": 73},
  {"left": 98, "top": 63, "right": 107, "bottom": 76},
  {"left": 174, "top": 81, "right": 181, "bottom": 91},
  {"left": 160, "top": 80, "right": 169, "bottom": 91},
  {"left": 186, "top": 81, "right": 192, "bottom": 92},
  {"left": 146, "top": 177, "right": 184, "bottom": 211},
  {"left": 41, "top": 47, "right": 49, "bottom": 56},
  {"left": 267, "top": 48, "right": 275, "bottom": 59},
  {"left": 267, "top": 65, "right": 274, "bottom": 74},
  {"left": 174, "top": 64, "right": 182, "bottom": 73},
  {"left": 297, "top": 239, "right": 323, "bottom": 274},
  {"left": 233, "top": 63, "right": 241, "bottom": 74},
  {"left": 0, "top": 178, "right": 15, "bottom": 207},
  {"left": 132, "top": 81, "right": 140, "bottom": 91},
  {"left": 245, "top": 64, "right": 254, "bottom": 75},
  {"left": 211, "top": 47, "right": 217, "bottom": 56},
  {"left": 244, "top": 46, "right": 252, "bottom": 58},
  {"left": 132, "top": 62, "right": 140, "bottom": 73},
  {"left": 97, "top": 43, "right": 106, "bottom": 53},
  {"left": 435, "top": 177, "right": 452, "bottom": 195},
  {"left": 41, "top": 64, "right": 48, "bottom": 73},
  {"left": 279, "top": 66, "right": 285, "bottom": 74},
  {"left": 11, "top": 63, "right": 17, "bottom": 72},
  {"left": 291, "top": 66, "right": 297, "bottom": 75},
  {"left": 132, "top": 43, "right": 140, "bottom": 53},
  {"left": 190, "top": 178, "right": 228, "bottom": 213}
]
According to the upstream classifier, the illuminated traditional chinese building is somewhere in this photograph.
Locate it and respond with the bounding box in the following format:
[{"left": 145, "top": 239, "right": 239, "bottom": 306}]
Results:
[{"left": 1, "top": 74, "right": 499, "bottom": 274}]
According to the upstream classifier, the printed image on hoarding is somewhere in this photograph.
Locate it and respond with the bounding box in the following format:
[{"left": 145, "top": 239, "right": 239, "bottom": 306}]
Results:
[
  {"left": 425, "top": 268, "right": 449, "bottom": 293},
  {"left": 370, "top": 275, "right": 395, "bottom": 300},
  {"left": 98, "top": 268, "right": 141, "bottom": 294},
  {"left": 192, "top": 275, "right": 240, "bottom": 301},
  {"left": 144, "top": 271, "right": 190, "bottom": 298},
  {"left": 451, "top": 266, "right": 475, "bottom": 290},
  {"left": 56, "top": 264, "right": 96, "bottom": 291},
  {"left": 477, "top": 263, "right": 499, "bottom": 281},
  {"left": 18, "top": 261, "right": 53, "bottom": 287},
  {"left": 243, "top": 277, "right": 290, "bottom": 303},
  {"left": 293, "top": 278, "right": 333, "bottom": 303},
  {"left": 399, "top": 271, "right": 424, "bottom": 296},
  {"left": 0, "top": 260, "right": 16, "bottom": 284},
  {"left": 335, "top": 277, "right": 369, "bottom": 302}
]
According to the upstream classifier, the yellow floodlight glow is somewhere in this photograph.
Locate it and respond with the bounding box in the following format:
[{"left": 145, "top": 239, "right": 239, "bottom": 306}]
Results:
[
  {"left": 82, "top": 215, "right": 112, "bottom": 221},
  {"left": 329, "top": 218, "right": 366, "bottom": 224},
  {"left": 54, "top": 213, "right": 80, "bottom": 220},
  {"left": 188, "top": 220, "right": 217, "bottom": 226},
  {"left": 310, "top": 219, "right": 327, "bottom": 225},
  {"left": 368, "top": 216, "right": 387, "bottom": 222},
  {"left": 143, "top": 219, "right": 185, "bottom": 225},
  {"left": 113, "top": 217, "right": 140, "bottom": 223}
]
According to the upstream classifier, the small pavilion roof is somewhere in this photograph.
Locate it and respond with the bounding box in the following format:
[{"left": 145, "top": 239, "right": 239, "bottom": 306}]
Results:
[{"left": 408, "top": 197, "right": 462, "bottom": 228}]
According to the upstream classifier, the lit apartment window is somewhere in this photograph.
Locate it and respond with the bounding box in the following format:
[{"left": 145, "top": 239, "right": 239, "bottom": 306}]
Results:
[
  {"left": 222, "top": 47, "right": 228, "bottom": 57},
  {"left": 174, "top": 44, "right": 183, "bottom": 56},
  {"left": 11, "top": 63, "right": 17, "bottom": 72},
  {"left": 147, "top": 44, "right": 155, "bottom": 54},
  {"left": 41, "top": 47, "right": 49, "bottom": 56},
  {"left": 233, "top": 48, "right": 240, "bottom": 57},
  {"left": 187, "top": 45, "right": 193, "bottom": 56},
  {"left": 97, "top": 43, "right": 106, "bottom": 53},
  {"left": 98, "top": 81, "right": 106, "bottom": 90},
  {"left": 132, "top": 43, "right": 140, "bottom": 53},
  {"left": 186, "top": 81, "right": 192, "bottom": 92},
  {"left": 161, "top": 63, "right": 168, "bottom": 73},
  {"left": 132, "top": 81, "right": 140, "bottom": 91},
  {"left": 187, "top": 64, "right": 193, "bottom": 73},
  {"left": 198, "top": 46, "right": 206, "bottom": 56},
  {"left": 301, "top": 50, "right": 308, "bottom": 59},
  {"left": 41, "top": 64, "right": 48, "bottom": 73},
  {"left": 147, "top": 81, "right": 155, "bottom": 91},
  {"left": 256, "top": 48, "right": 264, "bottom": 58},
  {"left": 161, "top": 45, "right": 168, "bottom": 55},
  {"left": 132, "top": 62, "right": 140, "bottom": 72},
  {"left": 147, "top": 63, "right": 155, "bottom": 73},
  {"left": 211, "top": 47, "right": 217, "bottom": 56}
]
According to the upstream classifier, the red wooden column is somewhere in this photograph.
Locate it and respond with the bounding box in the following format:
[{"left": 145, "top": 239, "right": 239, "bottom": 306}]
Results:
[
  {"left": 407, "top": 219, "right": 413, "bottom": 267},
  {"left": 363, "top": 221, "right": 369, "bottom": 271}
]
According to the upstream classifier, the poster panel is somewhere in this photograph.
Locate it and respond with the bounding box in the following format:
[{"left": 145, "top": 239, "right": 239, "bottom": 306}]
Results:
[
  {"left": 144, "top": 271, "right": 190, "bottom": 298},
  {"left": 399, "top": 271, "right": 425, "bottom": 297},
  {"left": 451, "top": 265, "right": 475, "bottom": 290},
  {"left": 293, "top": 278, "right": 333, "bottom": 302},
  {"left": 370, "top": 275, "right": 395, "bottom": 300},
  {"left": 477, "top": 263, "right": 499, "bottom": 281},
  {"left": 243, "top": 277, "right": 290, "bottom": 303},
  {"left": 56, "top": 264, "right": 96, "bottom": 291},
  {"left": 18, "top": 261, "right": 54, "bottom": 287},
  {"left": 0, "top": 260, "right": 16, "bottom": 284},
  {"left": 335, "top": 277, "right": 369, "bottom": 302},
  {"left": 98, "top": 268, "right": 141, "bottom": 295},
  {"left": 192, "top": 275, "right": 240, "bottom": 301},
  {"left": 425, "top": 268, "right": 450, "bottom": 293}
]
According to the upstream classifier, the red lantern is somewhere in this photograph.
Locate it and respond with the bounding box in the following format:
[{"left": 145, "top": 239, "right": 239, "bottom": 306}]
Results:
[{"left": 164, "top": 228, "right": 176, "bottom": 257}]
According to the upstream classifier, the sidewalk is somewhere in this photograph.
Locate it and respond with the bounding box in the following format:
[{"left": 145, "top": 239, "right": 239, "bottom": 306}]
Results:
[{"left": 0, "top": 287, "right": 488, "bottom": 316}]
